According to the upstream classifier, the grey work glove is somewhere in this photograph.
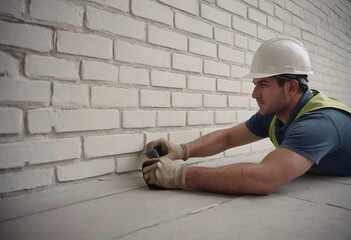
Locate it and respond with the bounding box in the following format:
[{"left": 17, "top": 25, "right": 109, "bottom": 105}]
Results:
[
  {"left": 142, "top": 157, "right": 188, "bottom": 190},
  {"left": 146, "top": 138, "right": 189, "bottom": 161}
]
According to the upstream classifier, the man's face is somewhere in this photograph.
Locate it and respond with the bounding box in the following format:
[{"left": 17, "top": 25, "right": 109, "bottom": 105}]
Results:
[{"left": 252, "top": 77, "right": 289, "bottom": 116}]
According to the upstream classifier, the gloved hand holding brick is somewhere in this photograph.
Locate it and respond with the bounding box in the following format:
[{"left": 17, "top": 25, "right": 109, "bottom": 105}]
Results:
[
  {"left": 145, "top": 138, "right": 189, "bottom": 161},
  {"left": 142, "top": 157, "right": 188, "bottom": 190}
]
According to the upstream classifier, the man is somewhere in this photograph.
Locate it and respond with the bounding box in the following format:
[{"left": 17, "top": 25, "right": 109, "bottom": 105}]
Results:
[{"left": 142, "top": 37, "right": 351, "bottom": 195}]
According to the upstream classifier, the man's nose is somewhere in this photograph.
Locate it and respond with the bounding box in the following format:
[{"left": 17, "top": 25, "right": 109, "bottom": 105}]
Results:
[{"left": 252, "top": 86, "right": 259, "bottom": 99}]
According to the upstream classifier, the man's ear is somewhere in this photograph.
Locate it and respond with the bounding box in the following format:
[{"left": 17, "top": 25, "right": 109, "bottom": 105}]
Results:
[{"left": 288, "top": 79, "right": 299, "bottom": 96}]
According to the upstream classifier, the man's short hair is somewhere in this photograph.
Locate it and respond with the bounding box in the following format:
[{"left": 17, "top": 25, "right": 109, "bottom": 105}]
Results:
[{"left": 275, "top": 74, "right": 309, "bottom": 93}]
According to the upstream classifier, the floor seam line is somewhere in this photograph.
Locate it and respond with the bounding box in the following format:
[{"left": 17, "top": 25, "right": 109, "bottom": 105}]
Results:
[
  {"left": 112, "top": 198, "right": 235, "bottom": 240},
  {"left": 0, "top": 187, "right": 144, "bottom": 223}
]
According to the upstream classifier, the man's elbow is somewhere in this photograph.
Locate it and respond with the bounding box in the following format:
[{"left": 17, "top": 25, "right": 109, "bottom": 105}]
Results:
[{"left": 252, "top": 179, "right": 280, "bottom": 196}]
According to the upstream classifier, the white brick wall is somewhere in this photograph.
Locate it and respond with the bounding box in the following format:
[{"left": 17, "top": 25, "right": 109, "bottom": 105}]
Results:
[{"left": 0, "top": 0, "right": 350, "bottom": 195}]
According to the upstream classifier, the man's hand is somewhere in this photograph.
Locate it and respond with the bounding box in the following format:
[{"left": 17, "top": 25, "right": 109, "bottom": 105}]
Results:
[
  {"left": 142, "top": 157, "right": 188, "bottom": 189},
  {"left": 146, "top": 138, "right": 189, "bottom": 160}
]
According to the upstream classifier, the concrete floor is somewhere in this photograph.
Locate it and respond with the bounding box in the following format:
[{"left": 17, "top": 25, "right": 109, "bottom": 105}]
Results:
[{"left": 1, "top": 165, "right": 351, "bottom": 240}]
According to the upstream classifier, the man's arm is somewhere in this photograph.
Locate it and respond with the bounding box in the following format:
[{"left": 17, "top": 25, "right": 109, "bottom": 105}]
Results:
[
  {"left": 185, "top": 147, "right": 314, "bottom": 195},
  {"left": 187, "top": 122, "right": 262, "bottom": 158}
]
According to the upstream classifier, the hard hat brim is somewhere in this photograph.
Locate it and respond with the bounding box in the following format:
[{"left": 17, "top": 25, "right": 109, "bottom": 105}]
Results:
[{"left": 243, "top": 70, "right": 313, "bottom": 79}]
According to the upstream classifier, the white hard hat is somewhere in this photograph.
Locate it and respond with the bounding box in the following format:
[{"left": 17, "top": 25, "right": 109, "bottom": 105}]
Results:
[{"left": 244, "top": 37, "right": 313, "bottom": 79}]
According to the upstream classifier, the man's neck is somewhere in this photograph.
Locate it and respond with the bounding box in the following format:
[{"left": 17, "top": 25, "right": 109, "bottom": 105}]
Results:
[{"left": 276, "top": 93, "right": 304, "bottom": 124}]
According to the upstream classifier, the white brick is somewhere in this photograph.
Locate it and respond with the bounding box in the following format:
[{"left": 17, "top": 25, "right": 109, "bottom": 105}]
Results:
[
  {"left": 159, "top": 0, "right": 199, "bottom": 15},
  {"left": 258, "top": 27, "right": 276, "bottom": 41},
  {"left": 188, "top": 75, "right": 216, "bottom": 91},
  {"left": 149, "top": 26, "right": 187, "bottom": 51},
  {"left": 0, "top": 0, "right": 22, "bottom": 18},
  {"left": 228, "top": 95, "right": 250, "bottom": 108},
  {"left": 217, "top": 79, "right": 241, "bottom": 93},
  {"left": 259, "top": 0, "right": 274, "bottom": 15},
  {"left": 248, "top": 8, "right": 267, "bottom": 25},
  {"left": 116, "top": 155, "right": 141, "bottom": 173},
  {"left": 87, "top": 6, "right": 145, "bottom": 40},
  {"left": 28, "top": 109, "right": 54, "bottom": 134},
  {"left": 89, "top": 0, "right": 129, "bottom": 12},
  {"left": 231, "top": 65, "right": 250, "bottom": 78},
  {"left": 246, "top": 53, "right": 253, "bottom": 68},
  {"left": 0, "top": 138, "right": 81, "bottom": 168},
  {"left": 244, "top": 0, "right": 258, "bottom": 7},
  {"left": 242, "top": 81, "right": 254, "bottom": 94},
  {"left": 175, "top": 12, "right": 212, "bottom": 38},
  {"left": 172, "top": 92, "right": 202, "bottom": 108},
  {"left": 132, "top": 0, "right": 173, "bottom": 25},
  {"left": 57, "top": 31, "right": 112, "bottom": 59},
  {"left": 218, "top": 46, "right": 245, "bottom": 64},
  {"left": 225, "top": 144, "right": 251, "bottom": 156},
  {"left": 0, "top": 80, "right": 50, "bottom": 105},
  {"left": 283, "top": 23, "right": 301, "bottom": 38},
  {"left": 55, "top": 110, "right": 119, "bottom": 133},
  {"left": 215, "top": 111, "right": 236, "bottom": 124},
  {"left": 0, "top": 21, "right": 53, "bottom": 52},
  {"left": 92, "top": 87, "right": 138, "bottom": 107},
  {"left": 28, "top": 109, "right": 119, "bottom": 133},
  {"left": 188, "top": 111, "right": 214, "bottom": 125},
  {"left": 251, "top": 138, "right": 274, "bottom": 152},
  {"left": 81, "top": 60, "right": 118, "bottom": 82},
  {"left": 217, "top": 0, "right": 247, "bottom": 18},
  {"left": 119, "top": 66, "right": 149, "bottom": 85},
  {"left": 275, "top": 5, "right": 292, "bottom": 23},
  {"left": 248, "top": 38, "right": 261, "bottom": 52},
  {"left": 201, "top": 4, "right": 231, "bottom": 27},
  {"left": 157, "top": 111, "right": 186, "bottom": 127},
  {"left": 204, "top": 60, "right": 230, "bottom": 77},
  {"left": 250, "top": 97, "right": 258, "bottom": 109},
  {"left": 30, "top": 0, "right": 83, "bottom": 27},
  {"left": 237, "top": 110, "right": 256, "bottom": 123},
  {"left": 189, "top": 38, "right": 217, "bottom": 58},
  {"left": 232, "top": 16, "right": 257, "bottom": 37},
  {"left": 123, "top": 110, "right": 156, "bottom": 128},
  {"left": 268, "top": 16, "right": 283, "bottom": 32},
  {"left": 50, "top": 109, "right": 119, "bottom": 132},
  {"left": 234, "top": 34, "right": 248, "bottom": 49},
  {"left": 0, "top": 108, "right": 22, "bottom": 134},
  {"left": 285, "top": 0, "right": 304, "bottom": 19},
  {"left": 114, "top": 41, "right": 170, "bottom": 68},
  {"left": 172, "top": 53, "right": 202, "bottom": 73},
  {"left": 204, "top": 94, "right": 227, "bottom": 107},
  {"left": 84, "top": 133, "right": 144, "bottom": 158},
  {"left": 0, "top": 169, "right": 54, "bottom": 193},
  {"left": 57, "top": 158, "right": 115, "bottom": 182},
  {"left": 140, "top": 89, "right": 170, "bottom": 107},
  {"left": 214, "top": 27, "right": 234, "bottom": 45},
  {"left": 25, "top": 55, "right": 79, "bottom": 80},
  {"left": 292, "top": 16, "right": 315, "bottom": 34},
  {"left": 0, "top": 51, "right": 20, "bottom": 79},
  {"left": 151, "top": 70, "right": 186, "bottom": 89},
  {"left": 169, "top": 130, "right": 200, "bottom": 144},
  {"left": 145, "top": 132, "right": 168, "bottom": 143},
  {"left": 52, "top": 83, "right": 89, "bottom": 107}
]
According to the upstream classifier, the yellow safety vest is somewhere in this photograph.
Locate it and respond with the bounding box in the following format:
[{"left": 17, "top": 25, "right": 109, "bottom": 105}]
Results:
[{"left": 269, "top": 90, "right": 351, "bottom": 148}]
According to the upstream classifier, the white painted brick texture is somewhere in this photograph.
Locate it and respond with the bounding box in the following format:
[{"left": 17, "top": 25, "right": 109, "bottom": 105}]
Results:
[{"left": 0, "top": 0, "right": 350, "bottom": 194}]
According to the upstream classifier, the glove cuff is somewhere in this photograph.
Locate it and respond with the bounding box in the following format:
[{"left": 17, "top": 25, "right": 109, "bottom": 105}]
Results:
[
  {"left": 180, "top": 144, "right": 189, "bottom": 161},
  {"left": 176, "top": 166, "right": 188, "bottom": 189}
]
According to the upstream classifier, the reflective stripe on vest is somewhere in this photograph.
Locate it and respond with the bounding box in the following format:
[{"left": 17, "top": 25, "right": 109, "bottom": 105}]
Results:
[{"left": 268, "top": 89, "right": 351, "bottom": 148}]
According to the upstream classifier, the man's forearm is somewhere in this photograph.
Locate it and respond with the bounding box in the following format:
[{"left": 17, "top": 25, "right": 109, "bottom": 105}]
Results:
[
  {"left": 187, "top": 128, "right": 231, "bottom": 158},
  {"left": 185, "top": 163, "right": 273, "bottom": 195},
  {"left": 186, "top": 123, "right": 261, "bottom": 159}
]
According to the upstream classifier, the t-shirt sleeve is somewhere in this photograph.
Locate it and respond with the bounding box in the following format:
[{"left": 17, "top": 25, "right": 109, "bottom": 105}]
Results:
[
  {"left": 245, "top": 112, "right": 272, "bottom": 138},
  {"left": 280, "top": 113, "right": 340, "bottom": 164}
]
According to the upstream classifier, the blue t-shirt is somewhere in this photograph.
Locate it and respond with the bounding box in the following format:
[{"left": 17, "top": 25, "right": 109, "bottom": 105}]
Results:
[{"left": 246, "top": 89, "right": 351, "bottom": 176}]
